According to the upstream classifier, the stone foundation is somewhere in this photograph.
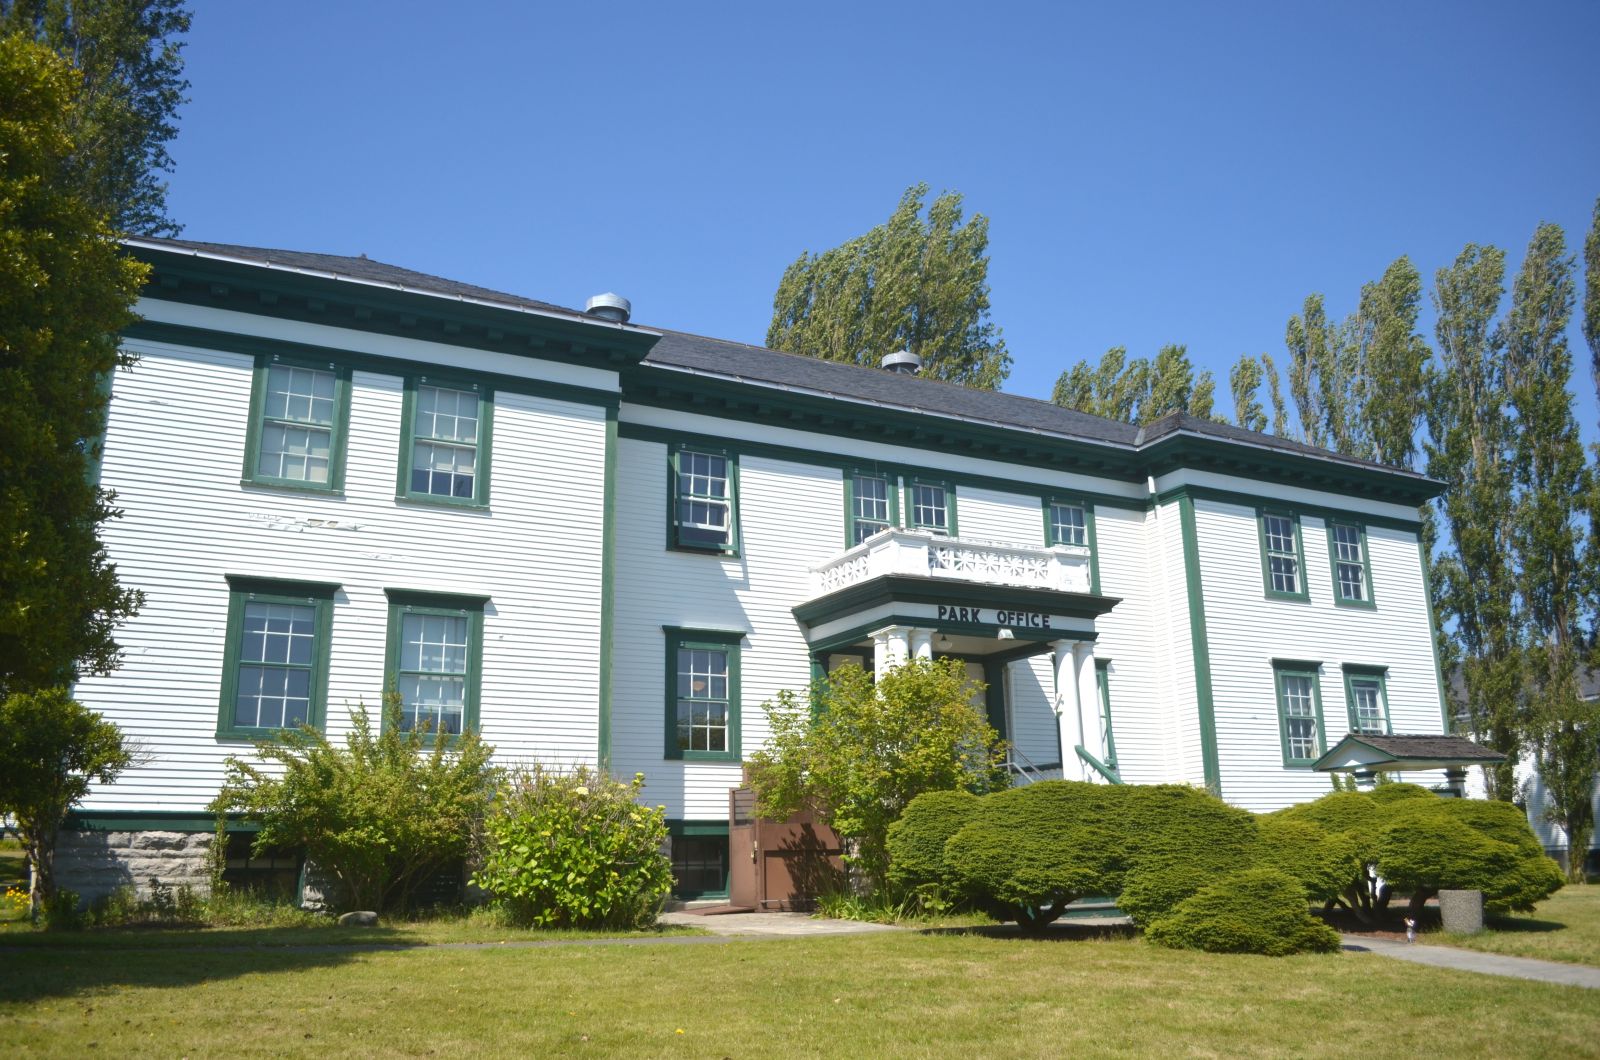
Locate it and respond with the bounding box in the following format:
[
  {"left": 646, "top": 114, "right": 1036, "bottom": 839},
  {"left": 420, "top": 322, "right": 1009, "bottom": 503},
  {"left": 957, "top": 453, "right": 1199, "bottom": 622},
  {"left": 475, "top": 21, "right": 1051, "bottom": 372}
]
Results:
[{"left": 54, "top": 830, "right": 214, "bottom": 905}]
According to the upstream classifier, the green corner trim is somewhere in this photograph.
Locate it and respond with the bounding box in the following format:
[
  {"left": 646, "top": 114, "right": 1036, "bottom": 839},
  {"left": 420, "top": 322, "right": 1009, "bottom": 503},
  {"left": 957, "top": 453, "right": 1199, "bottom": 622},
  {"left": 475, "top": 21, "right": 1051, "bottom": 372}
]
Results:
[
  {"left": 1177, "top": 494, "right": 1221, "bottom": 795},
  {"left": 598, "top": 407, "right": 618, "bottom": 769}
]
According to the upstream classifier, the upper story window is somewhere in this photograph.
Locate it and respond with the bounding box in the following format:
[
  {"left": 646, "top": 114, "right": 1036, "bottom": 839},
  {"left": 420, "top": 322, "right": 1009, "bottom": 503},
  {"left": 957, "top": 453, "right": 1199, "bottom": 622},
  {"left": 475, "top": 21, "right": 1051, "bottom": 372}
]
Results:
[
  {"left": 244, "top": 354, "right": 351, "bottom": 492},
  {"left": 848, "top": 471, "right": 895, "bottom": 545},
  {"left": 1259, "top": 510, "right": 1307, "bottom": 600},
  {"left": 1048, "top": 501, "right": 1088, "bottom": 547},
  {"left": 217, "top": 576, "right": 336, "bottom": 740},
  {"left": 671, "top": 446, "right": 737, "bottom": 553},
  {"left": 908, "top": 479, "right": 954, "bottom": 535},
  {"left": 1329, "top": 521, "right": 1373, "bottom": 606},
  {"left": 399, "top": 378, "right": 493, "bottom": 507}
]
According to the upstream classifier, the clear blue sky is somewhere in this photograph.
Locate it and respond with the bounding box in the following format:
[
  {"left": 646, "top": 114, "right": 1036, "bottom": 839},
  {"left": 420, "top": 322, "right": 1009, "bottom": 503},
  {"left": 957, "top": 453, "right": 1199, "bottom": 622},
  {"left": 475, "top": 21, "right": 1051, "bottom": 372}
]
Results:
[{"left": 166, "top": 1, "right": 1600, "bottom": 434}]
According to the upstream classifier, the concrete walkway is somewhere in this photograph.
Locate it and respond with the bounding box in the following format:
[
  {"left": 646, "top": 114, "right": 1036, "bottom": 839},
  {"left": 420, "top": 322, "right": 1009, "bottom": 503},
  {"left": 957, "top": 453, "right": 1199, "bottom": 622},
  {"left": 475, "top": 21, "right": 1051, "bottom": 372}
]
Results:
[
  {"left": 1342, "top": 934, "right": 1600, "bottom": 990},
  {"left": 658, "top": 910, "right": 902, "bottom": 937}
]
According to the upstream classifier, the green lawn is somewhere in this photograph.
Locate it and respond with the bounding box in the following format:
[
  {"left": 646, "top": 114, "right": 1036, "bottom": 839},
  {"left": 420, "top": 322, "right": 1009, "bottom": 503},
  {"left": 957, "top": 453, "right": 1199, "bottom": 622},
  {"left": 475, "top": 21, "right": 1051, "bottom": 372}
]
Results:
[
  {"left": 0, "top": 917, "right": 701, "bottom": 949},
  {"left": 3, "top": 928, "right": 1597, "bottom": 1057},
  {"left": 1428, "top": 884, "right": 1600, "bottom": 968}
]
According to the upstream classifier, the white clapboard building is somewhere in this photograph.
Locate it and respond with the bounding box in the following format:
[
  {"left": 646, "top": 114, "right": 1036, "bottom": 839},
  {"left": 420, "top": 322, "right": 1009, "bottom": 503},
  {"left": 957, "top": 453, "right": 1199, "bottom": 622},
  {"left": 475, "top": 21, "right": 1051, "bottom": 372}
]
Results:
[{"left": 61, "top": 239, "right": 1452, "bottom": 901}]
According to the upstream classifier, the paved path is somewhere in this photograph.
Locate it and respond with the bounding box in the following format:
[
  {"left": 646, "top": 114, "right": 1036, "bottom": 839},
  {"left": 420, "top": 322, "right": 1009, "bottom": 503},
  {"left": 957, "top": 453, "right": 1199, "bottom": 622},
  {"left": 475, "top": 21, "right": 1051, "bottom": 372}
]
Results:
[
  {"left": 1342, "top": 934, "right": 1600, "bottom": 989},
  {"left": 658, "top": 910, "right": 902, "bottom": 937}
]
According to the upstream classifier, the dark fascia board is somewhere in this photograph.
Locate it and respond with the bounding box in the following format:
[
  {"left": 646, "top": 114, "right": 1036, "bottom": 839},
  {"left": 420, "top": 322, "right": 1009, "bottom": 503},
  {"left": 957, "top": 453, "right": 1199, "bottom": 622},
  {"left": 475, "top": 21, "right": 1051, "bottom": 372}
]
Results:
[
  {"left": 792, "top": 573, "right": 1121, "bottom": 629},
  {"left": 622, "top": 365, "right": 1152, "bottom": 483},
  {"left": 127, "top": 244, "right": 661, "bottom": 371},
  {"left": 1140, "top": 434, "right": 1444, "bottom": 507}
]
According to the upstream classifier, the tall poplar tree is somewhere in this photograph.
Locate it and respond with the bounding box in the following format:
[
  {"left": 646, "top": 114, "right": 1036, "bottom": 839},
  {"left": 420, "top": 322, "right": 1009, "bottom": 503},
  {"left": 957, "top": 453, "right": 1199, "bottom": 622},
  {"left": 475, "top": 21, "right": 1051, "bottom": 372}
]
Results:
[
  {"left": 1286, "top": 294, "right": 1332, "bottom": 449},
  {"left": 768, "top": 184, "right": 1010, "bottom": 389},
  {"left": 1261, "top": 353, "right": 1289, "bottom": 436},
  {"left": 1050, "top": 344, "right": 1216, "bottom": 424},
  {"left": 1229, "top": 354, "right": 1267, "bottom": 433},
  {"left": 1360, "top": 257, "right": 1431, "bottom": 469},
  {"left": 1586, "top": 198, "right": 1600, "bottom": 412},
  {"left": 1502, "top": 223, "right": 1596, "bottom": 878},
  {"left": 1425, "top": 244, "right": 1521, "bottom": 799}
]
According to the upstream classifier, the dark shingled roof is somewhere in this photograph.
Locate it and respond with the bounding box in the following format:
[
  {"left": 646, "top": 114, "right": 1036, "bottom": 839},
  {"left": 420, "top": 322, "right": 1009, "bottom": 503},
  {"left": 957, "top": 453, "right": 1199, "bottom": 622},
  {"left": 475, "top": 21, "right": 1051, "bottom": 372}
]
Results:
[
  {"left": 1341, "top": 734, "right": 1507, "bottom": 762},
  {"left": 130, "top": 238, "right": 1440, "bottom": 483}
]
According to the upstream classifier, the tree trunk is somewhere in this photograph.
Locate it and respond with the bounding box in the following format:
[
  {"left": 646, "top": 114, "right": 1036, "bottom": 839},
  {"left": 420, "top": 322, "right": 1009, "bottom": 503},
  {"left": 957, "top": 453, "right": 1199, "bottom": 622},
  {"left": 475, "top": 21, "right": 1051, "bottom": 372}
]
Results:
[{"left": 1406, "top": 888, "right": 1437, "bottom": 920}]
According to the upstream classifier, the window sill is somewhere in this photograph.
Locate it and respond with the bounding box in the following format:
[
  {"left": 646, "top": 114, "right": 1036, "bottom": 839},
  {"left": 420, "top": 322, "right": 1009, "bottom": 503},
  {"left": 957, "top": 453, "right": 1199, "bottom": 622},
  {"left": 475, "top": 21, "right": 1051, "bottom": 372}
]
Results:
[
  {"left": 394, "top": 493, "right": 491, "bottom": 512},
  {"left": 668, "top": 543, "right": 741, "bottom": 559},
  {"left": 216, "top": 724, "right": 319, "bottom": 742},
  {"left": 1264, "top": 590, "right": 1311, "bottom": 603},
  {"left": 1333, "top": 598, "right": 1378, "bottom": 611},
  {"left": 665, "top": 752, "right": 743, "bottom": 764},
  {"left": 239, "top": 478, "right": 345, "bottom": 498}
]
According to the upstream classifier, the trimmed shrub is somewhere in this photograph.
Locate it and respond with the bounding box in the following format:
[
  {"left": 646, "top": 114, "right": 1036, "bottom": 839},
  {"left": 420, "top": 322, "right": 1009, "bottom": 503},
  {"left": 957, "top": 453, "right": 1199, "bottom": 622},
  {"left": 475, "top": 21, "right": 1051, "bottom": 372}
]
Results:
[
  {"left": 1377, "top": 798, "right": 1563, "bottom": 916},
  {"left": 1365, "top": 782, "right": 1435, "bottom": 807},
  {"left": 1145, "top": 869, "right": 1341, "bottom": 956},
  {"left": 944, "top": 782, "right": 1126, "bottom": 932},
  {"left": 472, "top": 766, "right": 672, "bottom": 930},
  {"left": 1116, "top": 785, "right": 1258, "bottom": 926},
  {"left": 886, "top": 789, "right": 981, "bottom": 888},
  {"left": 1252, "top": 815, "right": 1362, "bottom": 905}
]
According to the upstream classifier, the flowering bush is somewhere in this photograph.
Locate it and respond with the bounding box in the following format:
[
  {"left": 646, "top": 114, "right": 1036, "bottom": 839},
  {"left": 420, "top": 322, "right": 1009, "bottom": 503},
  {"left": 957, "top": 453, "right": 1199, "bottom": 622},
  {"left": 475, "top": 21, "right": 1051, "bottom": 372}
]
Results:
[{"left": 471, "top": 766, "right": 672, "bottom": 930}]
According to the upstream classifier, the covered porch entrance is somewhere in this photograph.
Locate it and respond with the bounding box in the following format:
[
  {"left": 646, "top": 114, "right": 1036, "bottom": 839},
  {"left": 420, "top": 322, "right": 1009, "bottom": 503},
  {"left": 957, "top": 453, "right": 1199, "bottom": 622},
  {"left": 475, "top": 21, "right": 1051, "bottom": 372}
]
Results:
[{"left": 793, "top": 529, "right": 1123, "bottom": 784}]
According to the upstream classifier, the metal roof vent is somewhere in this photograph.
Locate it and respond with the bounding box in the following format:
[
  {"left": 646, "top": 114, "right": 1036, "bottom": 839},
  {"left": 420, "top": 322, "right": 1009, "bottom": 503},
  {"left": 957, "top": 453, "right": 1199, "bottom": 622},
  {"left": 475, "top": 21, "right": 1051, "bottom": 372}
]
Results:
[
  {"left": 882, "top": 350, "right": 922, "bottom": 375},
  {"left": 585, "top": 292, "right": 631, "bottom": 323}
]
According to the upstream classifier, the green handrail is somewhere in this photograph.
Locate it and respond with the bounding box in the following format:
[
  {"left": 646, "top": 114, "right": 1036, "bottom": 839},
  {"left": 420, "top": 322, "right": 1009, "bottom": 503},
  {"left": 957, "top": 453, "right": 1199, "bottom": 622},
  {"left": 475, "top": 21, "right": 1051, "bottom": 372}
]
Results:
[{"left": 1075, "top": 745, "right": 1123, "bottom": 784}]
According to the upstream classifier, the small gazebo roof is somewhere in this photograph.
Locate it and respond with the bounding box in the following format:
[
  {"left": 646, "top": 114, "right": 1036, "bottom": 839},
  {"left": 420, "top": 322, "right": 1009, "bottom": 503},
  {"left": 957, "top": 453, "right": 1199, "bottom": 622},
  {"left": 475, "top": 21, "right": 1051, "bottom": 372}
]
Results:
[{"left": 1313, "top": 733, "right": 1507, "bottom": 773}]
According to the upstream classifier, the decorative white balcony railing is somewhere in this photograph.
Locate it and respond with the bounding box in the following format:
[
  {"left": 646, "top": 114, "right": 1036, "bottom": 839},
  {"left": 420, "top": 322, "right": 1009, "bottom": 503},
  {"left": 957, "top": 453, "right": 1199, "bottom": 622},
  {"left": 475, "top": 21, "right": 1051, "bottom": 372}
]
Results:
[{"left": 809, "top": 529, "right": 1092, "bottom": 597}]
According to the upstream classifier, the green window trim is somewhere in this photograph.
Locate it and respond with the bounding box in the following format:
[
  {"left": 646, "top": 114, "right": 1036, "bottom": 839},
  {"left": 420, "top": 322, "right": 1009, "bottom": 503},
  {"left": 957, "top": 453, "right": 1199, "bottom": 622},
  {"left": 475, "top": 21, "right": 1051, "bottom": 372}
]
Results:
[
  {"left": 663, "top": 627, "right": 743, "bottom": 762},
  {"left": 396, "top": 375, "right": 494, "bottom": 508},
  {"left": 843, "top": 467, "right": 900, "bottom": 547},
  {"left": 906, "top": 477, "right": 957, "bottom": 535},
  {"left": 1272, "top": 661, "right": 1327, "bottom": 768},
  {"left": 1258, "top": 508, "right": 1309, "bottom": 601},
  {"left": 1326, "top": 520, "right": 1377, "bottom": 609},
  {"left": 667, "top": 820, "right": 730, "bottom": 900},
  {"left": 241, "top": 351, "right": 352, "bottom": 493},
  {"left": 668, "top": 444, "right": 740, "bottom": 555},
  {"left": 1095, "top": 659, "right": 1117, "bottom": 770},
  {"left": 1341, "top": 664, "right": 1392, "bottom": 736},
  {"left": 1043, "top": 495, "right": 1101, "bottom": 594},
  {"left": 381, "top": 588, "right": 488, "bottom": 740},
  {"left": 216, "top": 575, "right": 338, "bottom": 740}
]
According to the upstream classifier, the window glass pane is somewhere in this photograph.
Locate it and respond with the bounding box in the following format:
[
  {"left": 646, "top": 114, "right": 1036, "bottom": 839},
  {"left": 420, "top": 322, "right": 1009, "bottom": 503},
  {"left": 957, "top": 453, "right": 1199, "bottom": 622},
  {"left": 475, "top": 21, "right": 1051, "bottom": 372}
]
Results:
[
  {"left": 912, "top": 484, "right": 947, "bottom": 531},
  {"left": 416, "top": 385, "right": 478, "bottom": 444},
  {"left": 402, "top": 613, "right": 469, "bottom": 676},
  {"left": 1351, "top": 679, "right": 1385, "bottom": 733},
  {"left": 852, "top": 475, "right": 891, "bottom": 544},
  {"left": 264, "top": 365, "right": 335, "bottom": 426},
  {"left": 1051, "top": 504, "right": 1086, "bottom": 546},
  {"left": 257, "top": 424, "right": 332, "bottom": 483},
  {"left": 676, "top": 646, "right": 730, "bottom": 753},
  {"left": 411, "top": 441, "right": 476, "bottom": 499},
  {"left": 1280, "top": 674, "right": 1318, "bottom": 759},
  {"left": 1264, "top": 515, "right": 1299, "bottom": 593}
]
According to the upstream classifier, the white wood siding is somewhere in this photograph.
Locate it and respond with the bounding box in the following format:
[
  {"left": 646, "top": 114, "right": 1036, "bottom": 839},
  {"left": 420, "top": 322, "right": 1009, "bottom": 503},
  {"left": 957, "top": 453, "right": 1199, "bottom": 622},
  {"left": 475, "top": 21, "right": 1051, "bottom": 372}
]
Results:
[
  {"left": 74, "top": 336, "right": 610, "bottom": 810},
  {"left": 956, "top": 486, "right": 1044, "bottom": 545},
  {"left": 1092, "top": 507, "right": 1177, "bottom": 784},
  {"left": 609, "top": 443, "right": 838, "bottom": 820},
  {"left": 1192, "top": 498, "right": 1445, "bottom": 811}
]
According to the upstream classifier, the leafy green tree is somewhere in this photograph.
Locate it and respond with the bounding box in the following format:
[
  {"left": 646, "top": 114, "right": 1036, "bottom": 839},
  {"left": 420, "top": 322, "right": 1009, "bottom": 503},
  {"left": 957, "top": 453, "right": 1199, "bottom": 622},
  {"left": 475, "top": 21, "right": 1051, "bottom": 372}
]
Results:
[
  {"left": 0, "top": 32, "right": 145, "bottom": 696},
  {"left": 1425, "top": 244, "right": 1521, "bottom": 798},
  {"left": 1360, "top": 256, "right": 1431, "bottom": 469},
  {"left": 1377, "top": 797, "right": 1563, "bottom": 917},
  {"left": 211, "top": 698, "right": 496, "bottom": 913},
  {"left": 748, "top": 658, "right": 1009, "bottom": 890},
  {"left": 767, "top": 184, "right": 1010, "bottom": 388},
  {"left": 1585, "top": 197, "right": 1599, "bottom": 412},
  {"left": 1, "top": 0, "right": 190, "bottom": 235},
  {"left": 1050, "top": 344, "right": 1217, "bottom": 424},
  {"left": 0, "top": 687, "right": 132, "bottom": 920},
  {"left": 1261, "top": 352, "right": 1289, "bottom": 435},
  {"left": 1285, "top": 293, "right": 1333, "bottom": 449},
  {"left": 1229, "top": 354, "right": 1267, "bottom": 433}
]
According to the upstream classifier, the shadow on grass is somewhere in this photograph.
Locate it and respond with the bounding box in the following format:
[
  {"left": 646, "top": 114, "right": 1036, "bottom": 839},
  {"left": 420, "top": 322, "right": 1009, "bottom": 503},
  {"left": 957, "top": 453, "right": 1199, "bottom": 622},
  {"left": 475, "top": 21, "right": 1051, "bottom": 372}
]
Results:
[
  {"left": 0, "top": 925, "right": 406, "bottom": 1004},
  {"left": 916, "top": 920, "right": 1138, "bottom": 943},
  {"left": 1479, "top": 915, "right": 1567, "bottom": 935}
]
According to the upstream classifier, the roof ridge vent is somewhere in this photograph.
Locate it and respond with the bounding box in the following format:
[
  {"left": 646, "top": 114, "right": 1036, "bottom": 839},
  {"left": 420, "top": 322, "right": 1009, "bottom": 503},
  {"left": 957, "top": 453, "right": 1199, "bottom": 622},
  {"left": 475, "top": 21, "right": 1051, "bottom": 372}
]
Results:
[
  {"left": 882, "top": 350, "right": 921, "bottom": 375},
  {"left": 585, "top": 292, "right": 631, "bottom": 323}
]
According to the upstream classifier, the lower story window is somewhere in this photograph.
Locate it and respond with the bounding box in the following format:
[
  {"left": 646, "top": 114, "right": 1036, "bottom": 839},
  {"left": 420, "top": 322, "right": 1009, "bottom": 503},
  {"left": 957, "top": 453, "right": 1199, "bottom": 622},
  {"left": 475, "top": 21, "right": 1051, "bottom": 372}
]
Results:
[
  {"left": 664, "top": 628, "right": 742, "bottom": 761},
  {"left": 1344, "top": 667, "right": 1390, "bottom": 735},
  {"left": 217, "top": 576, "right": 336, "bottom": 739},
  {"left": 384, "top": 589, "right": 487, "bottom": 737},
  {"left": 670, "top": 827, "right": 730, "bottom": 900},
  {"left": 1273, "top": 663, "right": 1325, "bottom": 767}
]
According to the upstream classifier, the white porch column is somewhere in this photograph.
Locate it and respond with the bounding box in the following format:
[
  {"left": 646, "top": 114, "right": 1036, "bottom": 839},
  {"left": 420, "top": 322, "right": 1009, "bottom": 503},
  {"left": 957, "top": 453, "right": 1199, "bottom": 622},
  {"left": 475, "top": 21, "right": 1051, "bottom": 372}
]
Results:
[
  {"left": 1074, "top": 642, "right": 1099, "bottom": 774},
  {"left": 909, "top": 628, "right": 935, "bottom": 661},
  {"left": 1052, "top": 640, "right": 1085, "bottom": 780},
  {"left": 871, "top": 625, "right": 913, "bottom": 678}
]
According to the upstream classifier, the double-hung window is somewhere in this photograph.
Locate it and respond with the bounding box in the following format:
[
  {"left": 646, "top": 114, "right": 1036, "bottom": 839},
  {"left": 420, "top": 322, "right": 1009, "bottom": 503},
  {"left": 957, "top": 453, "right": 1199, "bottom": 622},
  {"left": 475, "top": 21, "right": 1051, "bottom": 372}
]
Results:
[
  {"left": 399, "top": 378, "right": 493, "bottom": 506},
  {"left": 907, "top": 479, "right": 955, "bottom": 535},
  {"left": 664, "top": 628, "right": 742, "bottom": 761},
  {"left": 384, "top": 590, "right": 486, "bottom": 737},
  {"left": 1343, "top": 666, "right": 1390, "bottom": 735},
  {"left": 244, "top": 354, "right": 351, "bottom": 491},
  {"left": 1259, "top": 510, "right": 1307, "bottom": 599},
  {"left": 671, "top": 446, "right": 737, "bottom": 553},
  {"left": 1328, "top": 521, "right": 1374, "bottom": 606},
  {"left": 1048, "top": 501, "right": 1088, "bottom": 548},
  {"left": 847, "top": 471, "right": 895, "bottom": 546},
  {"left": 1273, "top": 662, "right": 1326, "bottom": 767},
  {"left": 217, "top": 576, "right": 336, "bottom": 739}
]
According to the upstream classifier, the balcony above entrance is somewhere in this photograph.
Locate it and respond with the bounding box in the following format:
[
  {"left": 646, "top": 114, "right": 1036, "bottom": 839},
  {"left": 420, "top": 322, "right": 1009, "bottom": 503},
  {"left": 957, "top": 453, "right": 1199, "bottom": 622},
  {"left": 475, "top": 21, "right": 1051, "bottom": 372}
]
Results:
[{"left": 809, "top": 529, "right": 1092, "bottom": 599}]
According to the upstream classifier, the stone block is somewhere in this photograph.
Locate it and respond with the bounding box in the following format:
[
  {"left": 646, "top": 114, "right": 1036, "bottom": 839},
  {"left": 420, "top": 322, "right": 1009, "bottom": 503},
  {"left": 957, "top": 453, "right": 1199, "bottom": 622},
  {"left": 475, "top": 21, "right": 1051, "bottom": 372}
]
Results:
[{"left": 1439, "top": 889, "right": 1485, "bottom": 935}]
